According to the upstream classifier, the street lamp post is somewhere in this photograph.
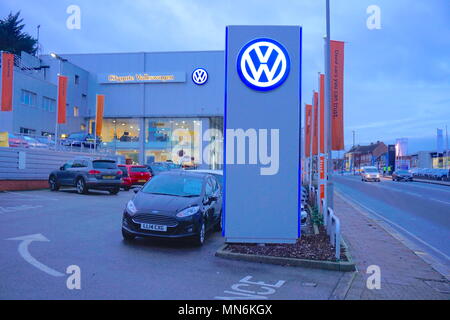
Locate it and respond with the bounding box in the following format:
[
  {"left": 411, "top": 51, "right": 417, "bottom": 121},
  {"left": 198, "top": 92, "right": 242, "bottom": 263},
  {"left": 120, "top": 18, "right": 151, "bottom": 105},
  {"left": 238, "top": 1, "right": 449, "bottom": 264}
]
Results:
[{"left": 50, "top": 53, "right": 68, "bottom": 150}]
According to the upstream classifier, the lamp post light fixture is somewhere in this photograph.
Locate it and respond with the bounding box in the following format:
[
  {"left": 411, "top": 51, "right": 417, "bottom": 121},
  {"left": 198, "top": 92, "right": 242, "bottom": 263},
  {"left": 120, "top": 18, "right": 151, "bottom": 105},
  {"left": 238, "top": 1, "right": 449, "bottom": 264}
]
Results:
[{"left": 50, "top": 52, "right": 68, "bottom": 150}]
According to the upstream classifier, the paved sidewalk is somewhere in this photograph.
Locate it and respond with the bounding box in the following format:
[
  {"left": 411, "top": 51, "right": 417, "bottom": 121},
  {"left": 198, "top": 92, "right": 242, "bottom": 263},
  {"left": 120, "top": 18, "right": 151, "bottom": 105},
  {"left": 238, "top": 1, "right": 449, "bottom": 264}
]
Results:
[{"left": 334, "top": 192, "right": 449, "bottom": 300}]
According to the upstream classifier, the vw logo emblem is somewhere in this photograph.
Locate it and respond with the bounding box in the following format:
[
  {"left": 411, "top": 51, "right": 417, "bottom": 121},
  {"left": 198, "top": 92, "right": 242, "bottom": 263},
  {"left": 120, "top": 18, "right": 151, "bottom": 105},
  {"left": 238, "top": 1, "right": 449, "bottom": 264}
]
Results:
[
  {"left": 237, "top": 38, "right": 290, "bottom": 91},
  {"left": 192, "top": 68, "right": 208, "bottom": 85}
]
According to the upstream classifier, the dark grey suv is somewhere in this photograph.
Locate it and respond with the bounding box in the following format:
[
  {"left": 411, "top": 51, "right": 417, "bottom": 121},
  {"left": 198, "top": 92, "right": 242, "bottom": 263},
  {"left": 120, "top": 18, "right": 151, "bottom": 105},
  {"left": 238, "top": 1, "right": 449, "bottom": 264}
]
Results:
[{"left": 48, "top": 158, "right": 123, "bottom": 194}]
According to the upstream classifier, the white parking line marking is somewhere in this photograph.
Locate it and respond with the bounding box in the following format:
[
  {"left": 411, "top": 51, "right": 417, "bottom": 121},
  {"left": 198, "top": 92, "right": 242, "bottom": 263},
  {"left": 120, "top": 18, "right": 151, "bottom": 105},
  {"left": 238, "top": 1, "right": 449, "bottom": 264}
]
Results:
[
  {"left": 3, "top": 191, "right": 59, "bottom": 201},
  {"left": 6, "top": 234, "right": 65, "bottom": 277},
  {"left": 215, "top": 276, "right": 286, "bottom": 300},
  {"left": 0, "top": 205, "right": 43, "bottom": 214}
]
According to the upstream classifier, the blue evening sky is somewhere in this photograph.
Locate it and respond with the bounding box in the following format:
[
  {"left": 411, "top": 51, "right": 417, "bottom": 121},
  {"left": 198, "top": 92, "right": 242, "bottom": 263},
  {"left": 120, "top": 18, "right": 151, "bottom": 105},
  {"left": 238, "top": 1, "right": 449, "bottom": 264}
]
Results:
[{"left": 1, "top": 0, "right": 449, "bottom": 153}]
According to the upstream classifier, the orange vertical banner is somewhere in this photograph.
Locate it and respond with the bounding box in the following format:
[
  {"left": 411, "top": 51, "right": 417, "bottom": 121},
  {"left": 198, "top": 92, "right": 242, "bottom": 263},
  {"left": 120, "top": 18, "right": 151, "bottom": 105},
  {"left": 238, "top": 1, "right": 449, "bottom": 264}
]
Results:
[
  {"left": 95, "top": 94, "right": 105, "bottom": 137},
  {"left": 330, "top": 40, "right": 345, "bottom": 150},
  {"left": 304, "top": 104, "right": 312, "bottom": 157},
  {"left": 312, "top": 92, "right": 319, "bottom": 155},
  {"left": 1, "top": 52, "right": 14, "bottom": 112},
  {"left": 319, "top": 74, "right": 325, "bottom": 154},
  {"left": 57, "top": 75, "right": 68, "bottom": 124}
]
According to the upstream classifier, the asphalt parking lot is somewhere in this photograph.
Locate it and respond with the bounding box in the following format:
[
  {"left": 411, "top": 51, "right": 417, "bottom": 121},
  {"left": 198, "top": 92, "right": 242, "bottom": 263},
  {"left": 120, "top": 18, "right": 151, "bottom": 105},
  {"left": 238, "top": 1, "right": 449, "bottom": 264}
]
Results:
[{"left": 0, "top": 188, "right": 345, "bottom": 300}]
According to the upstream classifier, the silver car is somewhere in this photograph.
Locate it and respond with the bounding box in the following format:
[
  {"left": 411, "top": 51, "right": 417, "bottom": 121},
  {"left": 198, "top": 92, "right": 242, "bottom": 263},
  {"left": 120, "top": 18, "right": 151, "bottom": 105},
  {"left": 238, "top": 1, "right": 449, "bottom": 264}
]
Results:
[
  {"left": 48, "top": 158, "right": 123, "bottom": 194},
  {"left": 361, "top": 166, "right": 381, "bottom": 182}
]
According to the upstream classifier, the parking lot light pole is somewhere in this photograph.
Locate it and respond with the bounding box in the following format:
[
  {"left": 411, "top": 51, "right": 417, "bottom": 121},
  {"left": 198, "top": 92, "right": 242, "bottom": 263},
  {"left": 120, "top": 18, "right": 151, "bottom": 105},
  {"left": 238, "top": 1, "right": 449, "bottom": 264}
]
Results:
[{"left": 51, "top": 53, "right": 68, "bottom": 151}]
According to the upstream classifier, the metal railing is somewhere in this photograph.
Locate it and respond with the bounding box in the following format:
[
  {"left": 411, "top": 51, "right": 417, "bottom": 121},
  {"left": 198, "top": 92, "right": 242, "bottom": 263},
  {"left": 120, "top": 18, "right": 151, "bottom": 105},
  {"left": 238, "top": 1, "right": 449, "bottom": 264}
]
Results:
[
  {"left": 9, "top": 132, "right": 114, "bottom": 155},
  {"left": 321, "top": 198, "right": 341, "bottom": 260}
]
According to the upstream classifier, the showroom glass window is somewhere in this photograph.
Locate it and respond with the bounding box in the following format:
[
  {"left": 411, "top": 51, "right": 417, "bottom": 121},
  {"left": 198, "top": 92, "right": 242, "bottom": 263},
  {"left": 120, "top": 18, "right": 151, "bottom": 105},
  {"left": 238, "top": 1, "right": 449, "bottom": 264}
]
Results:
[{"left": 144, "top": 118, "right": 202, "bottom": 166}]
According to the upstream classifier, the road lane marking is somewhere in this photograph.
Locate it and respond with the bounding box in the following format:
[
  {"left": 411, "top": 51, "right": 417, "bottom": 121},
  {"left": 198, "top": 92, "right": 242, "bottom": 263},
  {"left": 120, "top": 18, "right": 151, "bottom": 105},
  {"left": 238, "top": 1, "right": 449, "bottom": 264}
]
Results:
[
  {"left": 0, "top": 205, "right": 43, "bottom": 214},
  {"left": 337, "top": 177, "right": 450, "bottom": 205},
  {"left": 3, "top": 191, "right": 59, "bottom": 201},
  {"left": 6, "top": 234, "right": 65, "bottom": 277}
]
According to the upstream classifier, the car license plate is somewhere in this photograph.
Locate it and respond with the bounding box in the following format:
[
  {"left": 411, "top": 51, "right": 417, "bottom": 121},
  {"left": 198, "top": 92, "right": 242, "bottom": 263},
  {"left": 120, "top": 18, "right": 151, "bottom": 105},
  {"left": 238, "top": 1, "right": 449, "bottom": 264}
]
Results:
[
  {"left": 138, "top": 180, "right": 146, "bottom": 183},
  {"left": 103, "top": 176, "right": 115, "bottom": 179},
  {"left": 141, "top": 224, "right": 167, "bottom": 232}
]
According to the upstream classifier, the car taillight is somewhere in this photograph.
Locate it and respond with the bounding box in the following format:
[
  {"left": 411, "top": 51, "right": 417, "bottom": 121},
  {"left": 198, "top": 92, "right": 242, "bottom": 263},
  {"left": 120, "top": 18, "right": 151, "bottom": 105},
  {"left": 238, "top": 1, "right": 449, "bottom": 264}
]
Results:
[
  {"left": 88, "top": 170, "right": 101, "bottom": 175},
  {"left": 117, "top": 171, "right": 123, "bottom": 175}
]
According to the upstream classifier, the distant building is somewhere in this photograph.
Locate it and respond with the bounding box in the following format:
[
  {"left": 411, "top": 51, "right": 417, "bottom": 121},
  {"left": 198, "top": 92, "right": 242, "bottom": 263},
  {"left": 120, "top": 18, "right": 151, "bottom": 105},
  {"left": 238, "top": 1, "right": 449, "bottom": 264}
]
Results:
[{"left": 344, "top": 141, "right": 388, "bottom": 171}]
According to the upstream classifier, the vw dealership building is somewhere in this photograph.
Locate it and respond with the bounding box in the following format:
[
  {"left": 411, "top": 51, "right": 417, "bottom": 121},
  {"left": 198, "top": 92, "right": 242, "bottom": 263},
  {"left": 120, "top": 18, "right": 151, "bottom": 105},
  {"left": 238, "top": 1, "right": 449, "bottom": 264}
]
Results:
[{"left": 0, "top": 50, "right": 224, "bottom": 168}]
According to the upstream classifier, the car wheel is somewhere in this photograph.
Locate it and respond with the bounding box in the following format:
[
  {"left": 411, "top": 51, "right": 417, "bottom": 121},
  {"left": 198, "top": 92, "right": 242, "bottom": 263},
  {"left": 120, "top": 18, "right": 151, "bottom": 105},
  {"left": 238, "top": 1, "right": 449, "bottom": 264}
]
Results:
[
  {"left": 109, "top": 187, "right": 120, "bottom": 195},
  {"left": 124, "top": 186, "right": 131, "bottom": 191},
  {"left": 76, "top": 178, "right": 88, "bottom": 194},
  {"left": 122, "top": 228, "right": 136, "bottom": 241},
  {"left": 194, "top": 220, "right": 206, "bottom": 246},
  {"left": 49, "top": 176, "right": 60, "bottom": 191}
]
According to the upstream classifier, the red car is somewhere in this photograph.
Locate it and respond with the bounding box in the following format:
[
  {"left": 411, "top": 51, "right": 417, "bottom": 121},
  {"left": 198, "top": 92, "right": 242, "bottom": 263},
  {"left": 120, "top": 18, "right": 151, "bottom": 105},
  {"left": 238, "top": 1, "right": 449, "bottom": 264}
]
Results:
[
  {"left": 118, "top": 165, "right": 152, "bottom": 190},
  {"left": 8, "top": 134, "right": 30, "bottom": 148}
]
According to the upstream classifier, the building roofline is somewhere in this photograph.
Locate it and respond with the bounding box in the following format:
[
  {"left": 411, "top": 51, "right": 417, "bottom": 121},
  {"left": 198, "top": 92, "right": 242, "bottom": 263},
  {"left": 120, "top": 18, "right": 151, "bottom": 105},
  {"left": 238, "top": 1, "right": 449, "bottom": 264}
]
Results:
[{"left": 40, "top": 50, "right": 224, "bottom": 57}]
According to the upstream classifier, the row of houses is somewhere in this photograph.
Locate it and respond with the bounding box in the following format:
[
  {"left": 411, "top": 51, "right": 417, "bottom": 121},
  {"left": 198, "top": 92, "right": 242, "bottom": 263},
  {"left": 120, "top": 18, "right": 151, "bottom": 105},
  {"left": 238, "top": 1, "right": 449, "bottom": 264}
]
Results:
[{"left": 342, "top": 141, "right": 449, "bottom": 172}]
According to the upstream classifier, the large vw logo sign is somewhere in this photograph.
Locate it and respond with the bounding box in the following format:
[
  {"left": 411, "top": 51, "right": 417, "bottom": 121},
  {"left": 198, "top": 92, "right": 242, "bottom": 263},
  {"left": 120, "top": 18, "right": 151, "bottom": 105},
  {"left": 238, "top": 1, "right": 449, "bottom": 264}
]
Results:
[
  {"left": 192, "top": 68, "right": 208, "bottom": 85},
  {"left": 237, "top": 38, "right": 290, "bottom": 91}
]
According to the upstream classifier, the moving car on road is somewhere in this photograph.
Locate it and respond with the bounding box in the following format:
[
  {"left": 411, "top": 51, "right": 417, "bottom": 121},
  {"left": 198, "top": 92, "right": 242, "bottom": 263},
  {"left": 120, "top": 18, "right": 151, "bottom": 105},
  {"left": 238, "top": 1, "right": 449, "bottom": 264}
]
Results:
[
  {"left": 361, "top": 166, "right": 381, "bottom": 182},
  {"left": 122, "top": 171, "right": 222, "bottom": 246},
  {"left": 48, "top": 158, "right": 122, "bottom": 194},
  {"left": 119, "top": 164, "right": 152, "bottom": 191},
  {"left": 392, "top": 170, "right": 413, "bottom": 182}
]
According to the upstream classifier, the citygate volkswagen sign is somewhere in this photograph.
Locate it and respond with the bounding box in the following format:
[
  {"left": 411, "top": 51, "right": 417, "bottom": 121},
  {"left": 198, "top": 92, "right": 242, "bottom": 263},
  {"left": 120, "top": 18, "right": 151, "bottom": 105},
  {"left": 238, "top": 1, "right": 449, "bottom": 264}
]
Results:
[
  {"left": 237, "top": 38, "right": 291, "bottom": 91},
  {"left": 192, "top": 68, "right": 209, "bottom": 85}
]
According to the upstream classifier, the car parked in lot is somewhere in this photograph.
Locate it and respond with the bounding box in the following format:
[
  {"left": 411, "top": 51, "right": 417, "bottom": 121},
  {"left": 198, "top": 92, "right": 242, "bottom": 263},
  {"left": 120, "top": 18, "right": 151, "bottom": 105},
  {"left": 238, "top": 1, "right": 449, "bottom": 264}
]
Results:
[
  {"left": 361, "top": 166, "right": 381, "bottom": 182},
  {"left": 118, "top": 165, "right": 152, "bottom": 191},
  {"left": 146, "top": 162, "right": 182, "bottom": 176},
  {"left": 23, "top": 136, "right": 48, "bottom": 149},
  {"left": 392, "top": 170, "right": 413, "bottom": 182},
  {"left": 122, "top": 171, "right": 222, "bottom": 246},
  {"left": 8, "top": 134, "right": 29, "bottom": 148},
  {"left": 61, "top": 132, "right": 101, "bottom": 149},
  {"left": 48, "top": 158, "right": 122, "bottom": 194}
]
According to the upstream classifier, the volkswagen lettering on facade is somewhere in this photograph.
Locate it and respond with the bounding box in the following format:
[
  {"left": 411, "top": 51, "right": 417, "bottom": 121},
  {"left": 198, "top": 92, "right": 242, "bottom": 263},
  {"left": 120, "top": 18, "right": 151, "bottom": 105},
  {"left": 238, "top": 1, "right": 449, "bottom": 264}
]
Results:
[
  {"left": 237, "top": 38, "right": 291, "bottom": 91},
  {"left": 192, "top": 68, "right": 209, "bottom": 85}
]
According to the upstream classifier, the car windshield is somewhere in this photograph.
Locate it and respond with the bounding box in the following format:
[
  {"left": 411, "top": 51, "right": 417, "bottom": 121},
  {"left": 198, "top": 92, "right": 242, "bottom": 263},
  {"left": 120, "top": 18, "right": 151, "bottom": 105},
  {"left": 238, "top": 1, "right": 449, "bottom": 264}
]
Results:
[
  {"left": 212, "top": 174, "right": 223, "bottom": 186},
  {"left": 364, "top": 168, "right": 378, "bottom": 173},
  {"left": 131, "top": 167, "right": 148, "bottom": 172},
  {"left": 142, "top": 174, "right": 203, "bottom": 197},
  {"left": 93, "top": 160, "right": 117, "bottom": 169},
  {"left": 150, "top": 165, "right": 168, "bottom": 173}
]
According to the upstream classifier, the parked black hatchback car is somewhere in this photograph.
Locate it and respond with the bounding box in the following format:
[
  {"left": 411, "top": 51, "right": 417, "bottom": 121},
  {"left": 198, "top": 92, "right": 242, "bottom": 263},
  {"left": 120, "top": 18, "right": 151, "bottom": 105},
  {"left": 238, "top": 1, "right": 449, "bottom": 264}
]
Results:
[
  {"left": 121, "top": 171, "right": 222, "bottom": 246},
  {"left": 48, "top": 158, "right": 122, "bottom": 194}
]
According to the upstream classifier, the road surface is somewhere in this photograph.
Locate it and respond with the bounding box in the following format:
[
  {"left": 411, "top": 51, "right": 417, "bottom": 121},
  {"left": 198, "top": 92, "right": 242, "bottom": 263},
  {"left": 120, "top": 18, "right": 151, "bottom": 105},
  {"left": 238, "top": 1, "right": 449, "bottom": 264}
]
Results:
[{"left": 334, "top": 175, "right": 450, "bottom": 277}]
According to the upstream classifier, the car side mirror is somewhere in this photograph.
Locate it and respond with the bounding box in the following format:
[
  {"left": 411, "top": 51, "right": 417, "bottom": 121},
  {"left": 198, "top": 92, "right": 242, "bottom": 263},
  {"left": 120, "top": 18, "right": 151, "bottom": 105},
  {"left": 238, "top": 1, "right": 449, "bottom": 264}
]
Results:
[{"left": 133, "top": 187, "right": 142, "bottom": 194}]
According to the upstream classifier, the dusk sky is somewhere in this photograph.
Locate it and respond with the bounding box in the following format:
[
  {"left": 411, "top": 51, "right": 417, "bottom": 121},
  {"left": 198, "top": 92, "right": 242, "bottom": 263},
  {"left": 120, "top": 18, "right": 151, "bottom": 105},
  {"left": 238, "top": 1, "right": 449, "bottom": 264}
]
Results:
[{"left": 1, "top": 0, "right": 449, "bottom": 153}]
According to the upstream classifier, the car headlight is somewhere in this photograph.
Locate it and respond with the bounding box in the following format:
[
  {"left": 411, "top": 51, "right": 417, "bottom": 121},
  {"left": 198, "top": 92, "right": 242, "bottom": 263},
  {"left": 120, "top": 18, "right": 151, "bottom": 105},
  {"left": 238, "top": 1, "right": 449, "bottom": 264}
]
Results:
[
  {"left": 376, "top": 174, "right": 380, "bottom": 178},
  {"left": 126, "top": 200, "right": 137, "bottom": 215},
  {"left": 176, "top": 206, "right": 200, "bottom": 218}
]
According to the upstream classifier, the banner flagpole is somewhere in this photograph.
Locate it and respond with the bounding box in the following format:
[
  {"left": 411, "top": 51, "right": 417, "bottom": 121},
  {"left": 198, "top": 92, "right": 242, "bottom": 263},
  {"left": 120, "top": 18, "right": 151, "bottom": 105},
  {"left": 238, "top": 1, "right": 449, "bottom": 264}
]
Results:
[{"left": 324, "top": 0, "right": 334, "bottom": 210}]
